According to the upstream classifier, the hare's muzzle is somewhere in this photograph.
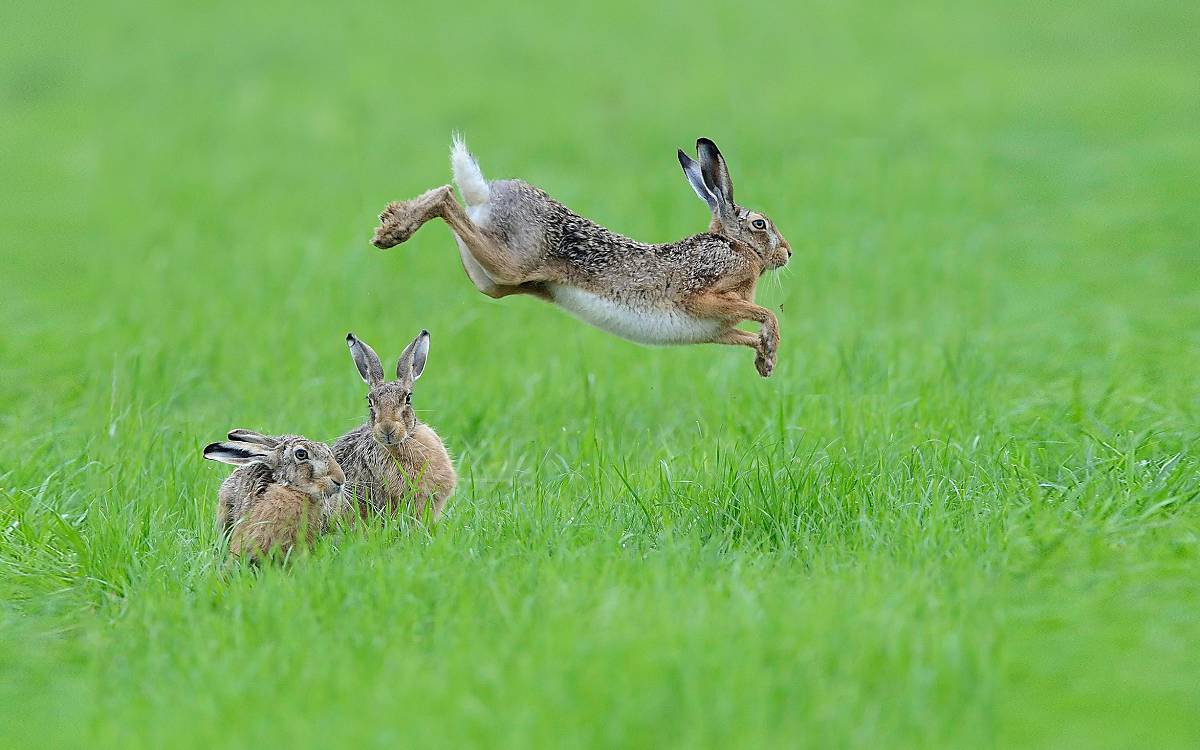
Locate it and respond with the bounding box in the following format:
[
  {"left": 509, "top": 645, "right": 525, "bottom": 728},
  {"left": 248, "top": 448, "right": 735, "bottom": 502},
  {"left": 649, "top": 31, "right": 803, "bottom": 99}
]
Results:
[
  {"left": 772, "top": 242, "right": 793, "bottom": 269},
  {"left": 373, "top": 422, "right": 408, "bottom": 448}
]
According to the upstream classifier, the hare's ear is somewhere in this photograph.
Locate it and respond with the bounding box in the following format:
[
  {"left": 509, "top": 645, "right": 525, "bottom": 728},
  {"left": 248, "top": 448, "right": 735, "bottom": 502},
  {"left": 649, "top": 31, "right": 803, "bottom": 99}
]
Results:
[
  {"left": 696, "top": 138, "right": 735, "bottom": 215},
  {"left": 346, "top": 333, "right": 384, "bottom": 385},
  {"left": 203, "top": 441, "right": 273, "bottom": 466},
  {"left": 678, "top": 149, "right": 719, "bottom": 213},
  {"left": 397, "top": 329, "right": 430, "bottom": 383},
  {"left": 226, "top": 429, "right": 278, "bottom": 448}
]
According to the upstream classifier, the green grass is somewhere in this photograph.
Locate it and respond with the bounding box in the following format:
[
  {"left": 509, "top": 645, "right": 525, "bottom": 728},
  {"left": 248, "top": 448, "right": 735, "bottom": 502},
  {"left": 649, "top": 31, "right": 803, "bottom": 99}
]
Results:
[{"left": 2, "top": 0, "right": 1199, "bottom": 746}]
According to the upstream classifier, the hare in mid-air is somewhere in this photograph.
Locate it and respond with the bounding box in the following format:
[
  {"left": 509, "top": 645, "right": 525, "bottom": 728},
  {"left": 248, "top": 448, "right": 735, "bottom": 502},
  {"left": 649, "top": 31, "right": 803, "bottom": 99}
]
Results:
[
  {"left": 204, "top": 430, "right": 347, "bottom": 562},
  {"left": 333, "top": 331, "right": 457, "bottom": 521},
  {"left": 372, "top": 136, "right": 792, "bottom": 376}
]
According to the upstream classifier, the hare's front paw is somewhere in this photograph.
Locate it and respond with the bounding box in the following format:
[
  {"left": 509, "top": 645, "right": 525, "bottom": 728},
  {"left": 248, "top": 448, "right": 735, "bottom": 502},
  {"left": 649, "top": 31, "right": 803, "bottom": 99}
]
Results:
[
  {"left": 755, "top": 332, "right": 778, "bottom": 378},
  {"left": 755, "top": 349, "right": 776, "bottom": 377}
]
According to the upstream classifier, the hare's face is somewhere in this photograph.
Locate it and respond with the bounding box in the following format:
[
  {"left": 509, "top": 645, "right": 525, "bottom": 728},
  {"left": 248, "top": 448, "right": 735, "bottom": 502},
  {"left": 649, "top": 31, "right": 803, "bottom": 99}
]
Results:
[
  {"left": 275, "top": 438, "right": 345, "bottom": 499},
  {"left": 366, "top": 382, "right": 416, "bottom": 449},
  {"left": 347, "top": 330, "right": 430, "bottom": 451},
  {"left": 678, "top": 139, "right": 791, "bottom": 270},
  {"left": 719, "top": 208, "right": 792, "bottom": 270}
]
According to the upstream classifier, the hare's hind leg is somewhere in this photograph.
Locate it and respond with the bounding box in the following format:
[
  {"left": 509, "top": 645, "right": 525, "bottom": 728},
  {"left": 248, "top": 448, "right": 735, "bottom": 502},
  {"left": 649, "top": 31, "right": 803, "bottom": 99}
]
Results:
[
  {"left": 374, "top": 185, "right": 530, "bottom": 287},
  {"left": 453, "top": 235, "right": 526, "bottom": 299}
]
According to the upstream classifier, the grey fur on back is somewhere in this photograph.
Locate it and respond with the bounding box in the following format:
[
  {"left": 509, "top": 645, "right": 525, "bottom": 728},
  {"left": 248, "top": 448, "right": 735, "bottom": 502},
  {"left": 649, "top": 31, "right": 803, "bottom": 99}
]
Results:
[{"left": 485, "top": 180, "right": 747, "bottom": 298}]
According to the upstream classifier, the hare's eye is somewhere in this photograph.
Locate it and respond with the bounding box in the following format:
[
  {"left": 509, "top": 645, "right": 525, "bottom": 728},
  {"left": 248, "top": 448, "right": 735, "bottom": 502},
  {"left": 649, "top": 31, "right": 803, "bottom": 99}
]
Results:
[
  {"left": 404, "top": 394, "right": 412, "bottom": 405},
  {"left": 294, "top": 448, "right": 309, "bottom": 461},
  {"left": 751, "top": 218, "right": 767, "bottom": 230}
]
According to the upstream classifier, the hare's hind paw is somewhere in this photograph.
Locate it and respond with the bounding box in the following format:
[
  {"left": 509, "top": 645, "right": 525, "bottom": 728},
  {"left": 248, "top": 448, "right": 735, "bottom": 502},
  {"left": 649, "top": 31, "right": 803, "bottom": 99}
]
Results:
[
  {"left": 372, "top": 201, "right": 420, "bottom": 249},
  {"left": 371, "top": 186, "right": 455, "bottom": 249}
]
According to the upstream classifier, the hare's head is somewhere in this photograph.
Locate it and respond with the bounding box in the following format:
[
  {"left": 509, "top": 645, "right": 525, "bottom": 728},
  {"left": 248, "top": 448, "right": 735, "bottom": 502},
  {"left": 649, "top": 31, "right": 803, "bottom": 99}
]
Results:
[
  {"left": 346, "top": 330, "right": 429, "bottom": 450},
  {"left": 203, "top": 431, "right": 345, "bottom": 499},
  {"left": 678, "top": 138, "right": 791, "bottom": 270}
]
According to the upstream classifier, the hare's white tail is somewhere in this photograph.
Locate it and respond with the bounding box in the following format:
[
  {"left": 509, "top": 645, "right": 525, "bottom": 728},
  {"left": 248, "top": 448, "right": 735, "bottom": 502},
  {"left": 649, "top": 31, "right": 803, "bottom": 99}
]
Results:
[{"left": 451, "top": 134, "right": 489, "bottom": 206}]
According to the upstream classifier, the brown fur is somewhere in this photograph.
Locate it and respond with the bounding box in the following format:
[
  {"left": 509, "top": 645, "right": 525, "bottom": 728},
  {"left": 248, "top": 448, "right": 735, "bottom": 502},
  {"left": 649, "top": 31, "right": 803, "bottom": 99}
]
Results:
[
  {"left": 372, "top": 137, "right": 791, "bottom": 376},
  {"left": 228, "top": 485, "right": 326, "bottom": 559},
  {"left": 333, "top": 332, "right": 457, "bottom": 521},
  {"left": 206, "top": 432, "right": 347, "bottom": 563}
]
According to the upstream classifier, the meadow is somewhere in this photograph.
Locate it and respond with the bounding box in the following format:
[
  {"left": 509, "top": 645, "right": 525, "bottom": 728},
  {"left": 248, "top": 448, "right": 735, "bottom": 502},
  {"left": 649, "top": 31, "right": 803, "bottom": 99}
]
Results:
[{"left": 2, "top": 0, "right": 1198, "bottom": 747}]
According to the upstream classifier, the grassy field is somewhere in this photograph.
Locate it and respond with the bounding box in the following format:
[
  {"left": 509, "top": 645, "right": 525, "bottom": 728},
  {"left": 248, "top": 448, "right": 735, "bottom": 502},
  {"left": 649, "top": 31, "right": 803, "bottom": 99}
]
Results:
[{"left": 2, "top": 0, "right": 1198, "bottom": 746}]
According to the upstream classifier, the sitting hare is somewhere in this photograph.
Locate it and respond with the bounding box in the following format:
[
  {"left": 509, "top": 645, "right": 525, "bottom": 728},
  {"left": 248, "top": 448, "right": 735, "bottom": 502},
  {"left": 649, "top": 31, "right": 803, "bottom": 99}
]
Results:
[
  {"left": 372, "top": 136, "right": 792, "bottom": 377},
  {"left": 204, "top": 430, "right": 347, "bottom": 561},
  {"left": 333, "top": 331, "right": 457, "bottom": 521}
]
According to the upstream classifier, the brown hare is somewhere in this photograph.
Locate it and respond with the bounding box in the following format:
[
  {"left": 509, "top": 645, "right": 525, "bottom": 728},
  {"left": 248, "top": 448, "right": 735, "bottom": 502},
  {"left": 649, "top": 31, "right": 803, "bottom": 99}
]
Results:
[
  {"left": 204, "top": 430, "right": 347, "bottom": 562},
  {"left": 332, "top": 331, "right": 457, "bottom": 521},
  {"left": 372, "top": 136, "right": 792, "bottom": 377}
]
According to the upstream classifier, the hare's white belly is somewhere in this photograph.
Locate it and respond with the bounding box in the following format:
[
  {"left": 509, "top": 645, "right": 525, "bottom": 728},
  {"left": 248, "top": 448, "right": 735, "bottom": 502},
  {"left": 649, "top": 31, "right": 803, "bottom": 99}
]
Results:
[{"left": 548, "top": 285, "right": 723, "bottom": 345}]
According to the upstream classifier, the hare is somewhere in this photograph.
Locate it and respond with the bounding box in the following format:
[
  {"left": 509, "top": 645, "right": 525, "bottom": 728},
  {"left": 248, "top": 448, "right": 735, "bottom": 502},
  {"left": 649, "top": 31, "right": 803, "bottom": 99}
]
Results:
[
  {"left": 204, "top": 430, "right": 347, "bottom": 561},
  {"left": 372, "top": 136, "right": 792, "bottom": 377},
  {"left": 332, "top": 331, "right": 457, "bottom": 521}
]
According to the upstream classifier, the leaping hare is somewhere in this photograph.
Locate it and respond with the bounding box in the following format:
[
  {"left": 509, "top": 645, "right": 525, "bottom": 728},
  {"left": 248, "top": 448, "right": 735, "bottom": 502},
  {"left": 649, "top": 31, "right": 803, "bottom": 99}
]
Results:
[
  {"left": 204, "top": 430, "right": 347, "bottom": 562},
  {"left": 372, "top": 136, "right": 792, "bottom": 377},
  {"left": 333, "top": 331, "right": 457, "bottom": 521}
]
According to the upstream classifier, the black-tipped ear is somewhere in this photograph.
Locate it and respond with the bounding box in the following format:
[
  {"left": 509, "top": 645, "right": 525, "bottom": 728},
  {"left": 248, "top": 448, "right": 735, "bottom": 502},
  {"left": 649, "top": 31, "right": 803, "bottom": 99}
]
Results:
[
  {"left": 346, "top": 333, "right": 384, "bottom": 385},
  {"left": 397, "top": 329, "right": 430, "bottom": 383},
  {"left": 226, "top": 429, "right": 278, "bottom": 448},
  {"left": 696, "top": 138, "right": 734, "bottom": 209},
  {"left": 203, "top": 441, "right": 272, "bottom": 466},
  {"left": 679, "top": 149, "right": 719, "bottom": 213}
]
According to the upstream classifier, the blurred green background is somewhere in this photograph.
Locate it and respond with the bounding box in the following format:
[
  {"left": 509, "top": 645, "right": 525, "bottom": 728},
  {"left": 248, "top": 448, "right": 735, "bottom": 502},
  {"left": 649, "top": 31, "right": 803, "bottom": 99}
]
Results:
[{"left": 2, "top": 0, "right": 1198, "bottom": 747}]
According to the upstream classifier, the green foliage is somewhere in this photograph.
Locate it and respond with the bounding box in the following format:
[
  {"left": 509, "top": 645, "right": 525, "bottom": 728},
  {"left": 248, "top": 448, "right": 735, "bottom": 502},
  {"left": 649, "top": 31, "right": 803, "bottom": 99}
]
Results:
[{"left": 1, "top": 0, "right": 1198, "bottom": 747}]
